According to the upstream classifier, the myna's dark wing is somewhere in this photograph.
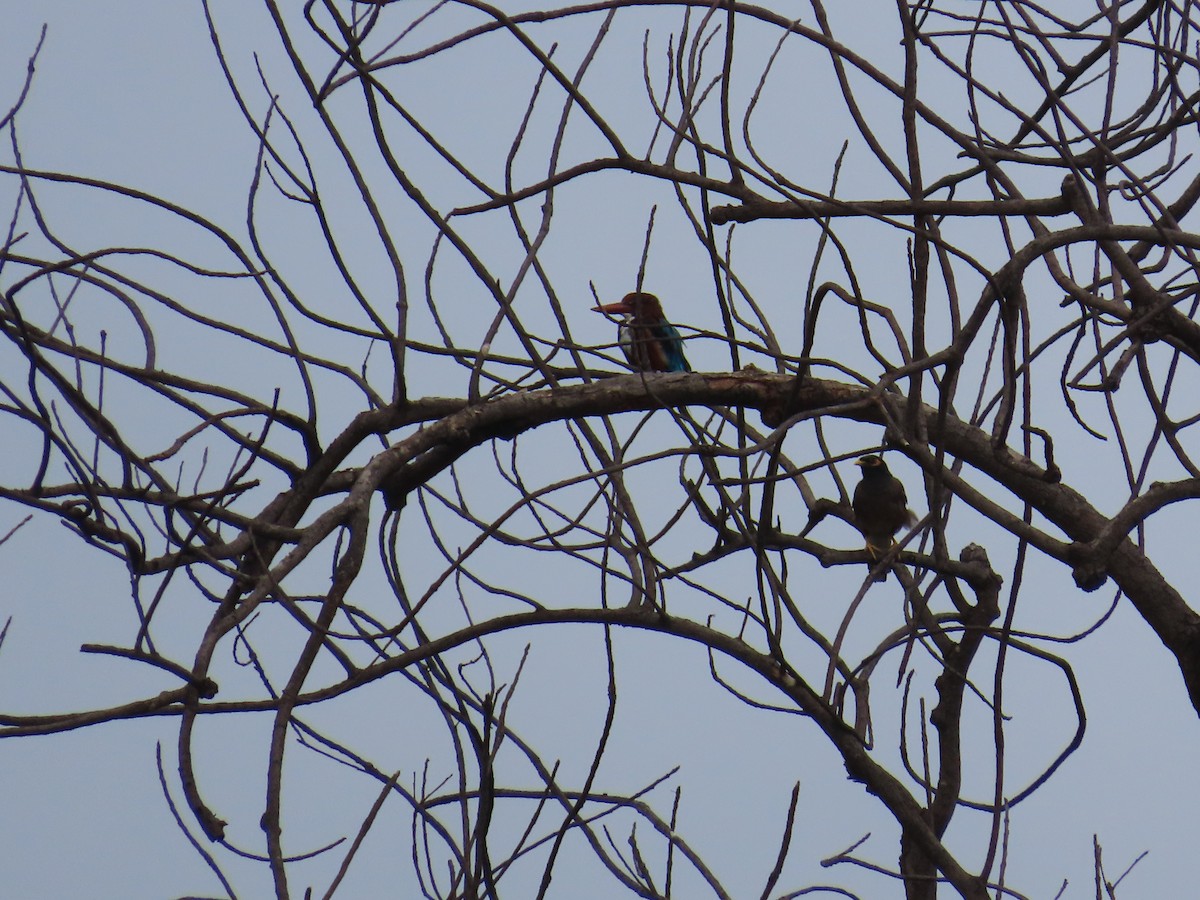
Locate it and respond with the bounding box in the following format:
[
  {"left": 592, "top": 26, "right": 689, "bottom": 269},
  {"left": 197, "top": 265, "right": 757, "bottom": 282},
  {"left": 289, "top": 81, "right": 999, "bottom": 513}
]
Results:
[{"left": 853, "top": 472, "right": 913, "bottom": 550}]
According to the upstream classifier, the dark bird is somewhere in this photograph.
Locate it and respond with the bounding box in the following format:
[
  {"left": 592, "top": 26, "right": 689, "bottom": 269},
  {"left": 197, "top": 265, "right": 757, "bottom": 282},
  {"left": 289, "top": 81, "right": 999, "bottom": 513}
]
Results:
[
  {"left": 852, "top": 454, "right": 917, "bottom": 580},
  {"left": 593, "top": 291, "right": 690, "bottom": 373}
]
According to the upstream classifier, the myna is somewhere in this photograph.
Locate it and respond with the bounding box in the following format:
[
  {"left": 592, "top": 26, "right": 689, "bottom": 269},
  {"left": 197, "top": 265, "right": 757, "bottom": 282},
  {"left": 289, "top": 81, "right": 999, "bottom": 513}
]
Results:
[{"left": 852, "top": 454, "right": 916, "bottom": 580}]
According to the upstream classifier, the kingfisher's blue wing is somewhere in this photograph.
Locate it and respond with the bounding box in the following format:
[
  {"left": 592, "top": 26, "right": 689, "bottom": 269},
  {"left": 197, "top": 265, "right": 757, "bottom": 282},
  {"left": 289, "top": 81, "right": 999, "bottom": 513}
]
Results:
[{"left": 652, "top": 321, "right": 691, "bottom": 372}]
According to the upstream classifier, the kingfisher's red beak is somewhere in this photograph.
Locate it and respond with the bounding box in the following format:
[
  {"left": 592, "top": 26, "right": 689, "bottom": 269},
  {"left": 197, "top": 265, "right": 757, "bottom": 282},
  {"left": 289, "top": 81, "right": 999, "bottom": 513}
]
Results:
[{"left": 592, "top": 300, "right": 632, "bottom": 315}]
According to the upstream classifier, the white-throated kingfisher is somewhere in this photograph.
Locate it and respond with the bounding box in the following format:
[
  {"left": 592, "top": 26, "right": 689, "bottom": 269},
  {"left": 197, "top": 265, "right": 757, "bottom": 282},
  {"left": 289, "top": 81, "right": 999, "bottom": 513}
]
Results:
[{"left": 592, "top": 291, "right": 691, "bottom": 372}]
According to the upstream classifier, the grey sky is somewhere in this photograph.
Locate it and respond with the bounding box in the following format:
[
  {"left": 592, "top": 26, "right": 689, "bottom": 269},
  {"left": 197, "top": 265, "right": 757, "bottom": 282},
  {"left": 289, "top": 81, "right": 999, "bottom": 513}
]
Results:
[{"left": 3, "top": 3, "right": 1199, "bottom": 898}]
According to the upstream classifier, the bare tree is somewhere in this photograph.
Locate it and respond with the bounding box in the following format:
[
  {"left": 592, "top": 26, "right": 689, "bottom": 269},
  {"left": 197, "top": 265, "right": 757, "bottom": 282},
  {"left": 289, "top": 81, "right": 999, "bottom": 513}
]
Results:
[{"left": 3, "top": 2, "right": 1198, "bottom": 898}]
